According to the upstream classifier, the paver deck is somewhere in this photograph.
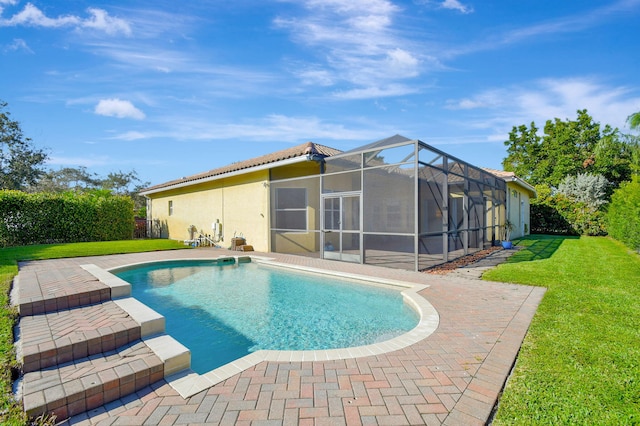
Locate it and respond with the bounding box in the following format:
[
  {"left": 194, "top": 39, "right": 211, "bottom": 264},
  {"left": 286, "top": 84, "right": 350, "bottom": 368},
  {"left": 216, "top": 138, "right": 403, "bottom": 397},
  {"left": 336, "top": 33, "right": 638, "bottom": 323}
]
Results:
[{"left": 12, "top": 248, "right": 545, "bottom": 425}]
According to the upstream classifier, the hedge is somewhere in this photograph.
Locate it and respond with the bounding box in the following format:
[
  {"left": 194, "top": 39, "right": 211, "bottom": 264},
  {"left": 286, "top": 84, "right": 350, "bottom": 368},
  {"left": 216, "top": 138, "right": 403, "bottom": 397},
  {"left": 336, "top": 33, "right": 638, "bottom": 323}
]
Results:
[
  {"left": 607, "top": 176, "right": 640, "bottom": 251},
  {"left": 531, "top": 194, "right": 607, "bottom": 236},
  {"left": 0, "top": 190, "right": 134, "bottom": 247}
]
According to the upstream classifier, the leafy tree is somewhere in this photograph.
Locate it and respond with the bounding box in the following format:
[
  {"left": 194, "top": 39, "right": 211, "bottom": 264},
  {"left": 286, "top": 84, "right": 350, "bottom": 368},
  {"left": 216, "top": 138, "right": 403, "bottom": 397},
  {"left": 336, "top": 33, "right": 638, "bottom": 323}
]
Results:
[
  {"left": 587, "top": 132, "right": 639, "bottom": 184},
  {"left": 102, "top": 170, "right": 149, "bottom": 215},
  {"left": 102, "top": 170, "right": 141, "bottom": 195},
  {"left": 503, "top": 110, "right": 635, "bottom": 188},
  {"left": 628, "top": 112, "right": 640, "bottom": 130},
  {"left": 557, "top": 173, "right": 610, "bottom": 209},
  {"left": 32, "top": 166, "right": 101, "bottom": 193},
  {"left": 502, "top": 122, "right": 542, "bottom": 184},
  {"left": 29, "top": 167, "right": 149, "bottom": 216},
  {"left": 0, "top": 100, "right": 48, "bottom": 190}
]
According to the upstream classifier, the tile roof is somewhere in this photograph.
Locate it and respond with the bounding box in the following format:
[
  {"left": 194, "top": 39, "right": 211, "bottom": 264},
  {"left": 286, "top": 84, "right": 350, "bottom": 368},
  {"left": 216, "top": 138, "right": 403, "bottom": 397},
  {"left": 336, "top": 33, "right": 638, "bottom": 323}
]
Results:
[
  {"left": 482, "top": 167, "right": 516, "bottom": 179},
  {"left": 482, "top": 168, "right": 537, "bottom": 197},
  {"left": 141, "top": 142, "right": 342, "bottom": 194}
]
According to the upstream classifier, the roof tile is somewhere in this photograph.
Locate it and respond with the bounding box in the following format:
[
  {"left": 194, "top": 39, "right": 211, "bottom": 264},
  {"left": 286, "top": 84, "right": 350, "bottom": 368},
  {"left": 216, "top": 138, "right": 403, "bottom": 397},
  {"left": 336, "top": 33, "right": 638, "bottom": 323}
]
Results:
[{"left": 142, "top": 142, "right": 341, "bottom": 193}]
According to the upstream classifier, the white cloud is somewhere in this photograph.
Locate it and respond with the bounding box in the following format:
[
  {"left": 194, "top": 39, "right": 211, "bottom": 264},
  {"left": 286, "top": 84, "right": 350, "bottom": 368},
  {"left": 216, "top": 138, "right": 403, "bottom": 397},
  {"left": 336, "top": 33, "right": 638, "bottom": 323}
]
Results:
[
  {"left": 1, "top": 3, "right": 80, "bottom": 27},
  {"left": 0, "top": 0, "right": 18, "bottom": 15},
  {"left": 3, "top": 38, "right": 33, "bottom": 53},
  {"left": 385, "top": 48, "right": 420, "bottom": 78},
  {"left": 414, "top": 0, "right": 473, "bottom": 14},
  {"left": 274, "top": 0, "right": 426, "bottom": 97},
  {"left": 82, "top": 8, "right": 132, "bottom": 36},
  {"left": 113, "top": 131, "right": 147, "bottom": 141},
  {"left": 94, "top": 98, "right": 145, "bottom": 120},
  {"left": 445, "top": 90, "right": 504, "bottom": 110},
  {"left": 295, "top": 67, "right": 335, "bottom": 86},
  {"left": 445, "top": 77, "right": 640, "bottom": 136},
  {"left": 449, "top": 0, "right": 640, "bottom": 57},
  {"left": 47, "top": 155, "right": 111, "bottom": 167},
  {"left": 0, "top": 3, "right": 131, "bottom": 36},
  {"left": 111, "top": 114, "right": 389, "bottom": 143},
  {"left": 440, "top": 0, "right": 473, "bottom": 14},
  {"left": 333, "top": 84, "right": 419, "bottom": 100}
]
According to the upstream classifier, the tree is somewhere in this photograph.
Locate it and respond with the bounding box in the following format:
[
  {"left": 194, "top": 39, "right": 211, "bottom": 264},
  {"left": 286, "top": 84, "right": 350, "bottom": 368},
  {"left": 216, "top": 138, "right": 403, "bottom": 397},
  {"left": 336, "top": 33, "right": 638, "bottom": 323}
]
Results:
[
  {"left": 31, "top": 166, "right": 101, "bottom": 193},
  {"left": 588, "top": 132, "right": 638, "bottom": 184},
  {"left": 101, "top": 170, "right": 149, "bottom": 215},
  {"left": 557, "top": 173, "right": 610, "bottom": 209},
  {"left": 29, "top": 166, "right": 150, "bottom": 216},
  {"left": 0, "top": 100, "right": 48, "bottom": 190},
  {"left": 628, "top": 112, "right": 640, "bottom": 130},
  {"left": 502, "top": 122, "right": 542, "bottom": 184},
  {"left": 503, "top": 109, "right": 636, "bottom": 188}
]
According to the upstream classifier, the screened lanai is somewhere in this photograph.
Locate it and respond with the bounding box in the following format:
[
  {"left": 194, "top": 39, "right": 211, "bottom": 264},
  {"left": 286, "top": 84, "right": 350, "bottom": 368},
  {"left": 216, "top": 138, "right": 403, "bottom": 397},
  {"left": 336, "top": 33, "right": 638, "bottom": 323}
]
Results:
[{"left": 270, "top": 135, "right": 506, "bottom": 271}]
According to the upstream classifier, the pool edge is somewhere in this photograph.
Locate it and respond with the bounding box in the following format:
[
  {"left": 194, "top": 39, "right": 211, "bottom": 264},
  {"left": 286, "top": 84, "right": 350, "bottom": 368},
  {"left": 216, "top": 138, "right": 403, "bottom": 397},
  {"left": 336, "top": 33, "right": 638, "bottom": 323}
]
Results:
[{"left": 92, "top": 256, "right": 440, "bottom": 399}]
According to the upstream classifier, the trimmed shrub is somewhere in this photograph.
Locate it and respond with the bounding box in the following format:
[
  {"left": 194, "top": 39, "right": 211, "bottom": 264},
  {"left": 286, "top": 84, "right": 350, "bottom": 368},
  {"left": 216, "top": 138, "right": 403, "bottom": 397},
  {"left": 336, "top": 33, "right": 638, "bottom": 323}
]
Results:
[
  {"left": 607, "top": 176, "right": 640, "bottom": 251},
  {"left": 0, "top": 190, "right": 134, "bottom": 246},
  {"left": 531, "top": 186, "right": 607, "bottom": 236}
]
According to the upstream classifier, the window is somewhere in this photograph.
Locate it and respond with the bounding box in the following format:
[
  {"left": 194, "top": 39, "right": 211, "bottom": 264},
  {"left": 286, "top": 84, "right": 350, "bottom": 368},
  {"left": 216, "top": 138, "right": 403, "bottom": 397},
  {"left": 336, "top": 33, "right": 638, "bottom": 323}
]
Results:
[
  {"left": 275, "top": 188, "right": 307, "bottom": 231},
  {"left": 168, "top": 200, "right": 173, "bottom": 216}
]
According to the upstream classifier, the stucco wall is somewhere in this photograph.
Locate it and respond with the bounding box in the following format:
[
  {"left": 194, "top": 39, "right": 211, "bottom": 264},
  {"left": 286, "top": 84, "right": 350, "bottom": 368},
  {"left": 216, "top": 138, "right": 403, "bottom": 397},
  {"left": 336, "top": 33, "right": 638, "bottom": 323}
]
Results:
[
  {"left": 506, "top": 182, "right": 532, "bottom": 239},
  {"left": 147, "top": 170, "right": 271, "bottom": 251}
]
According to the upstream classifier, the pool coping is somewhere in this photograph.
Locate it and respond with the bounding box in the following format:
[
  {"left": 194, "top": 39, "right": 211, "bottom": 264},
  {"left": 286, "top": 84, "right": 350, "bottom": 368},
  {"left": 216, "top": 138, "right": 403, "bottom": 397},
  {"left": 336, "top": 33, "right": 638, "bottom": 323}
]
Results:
[{"left": 91, "top": 255, "right": 440, "bottom": 399}]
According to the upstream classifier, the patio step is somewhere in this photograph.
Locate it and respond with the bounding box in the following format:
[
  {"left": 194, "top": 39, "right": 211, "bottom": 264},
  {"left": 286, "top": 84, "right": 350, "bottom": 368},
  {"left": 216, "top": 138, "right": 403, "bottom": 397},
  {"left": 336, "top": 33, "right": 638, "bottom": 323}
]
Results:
[
  {"left": 16, "top": 301, "right": 143, "bottom": 373},
  {"left": 12, "top": 264, "right": 131, "bottom": 316},
  {"left": 20, "top": 336, "right": 190, "bottom": 420},
  {"left": 21, "top": 340, "right": 165, "bottom": 420},
  {"left": 15, "top": 293, "right": 189, "bottom": 422}
]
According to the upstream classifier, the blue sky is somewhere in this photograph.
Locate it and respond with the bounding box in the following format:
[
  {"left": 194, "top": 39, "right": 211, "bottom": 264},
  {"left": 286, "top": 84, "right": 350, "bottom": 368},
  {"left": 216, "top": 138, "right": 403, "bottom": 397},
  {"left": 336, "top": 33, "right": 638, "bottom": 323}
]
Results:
[{"left": 2, "top": 0, "right": 639, "bottom": 186}]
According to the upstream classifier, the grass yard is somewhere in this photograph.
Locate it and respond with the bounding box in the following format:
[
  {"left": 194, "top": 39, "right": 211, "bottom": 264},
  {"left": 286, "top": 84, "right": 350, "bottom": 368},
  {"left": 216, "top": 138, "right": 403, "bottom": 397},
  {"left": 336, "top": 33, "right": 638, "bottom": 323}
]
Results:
[
  {"left": 486, "top": 235, "right": 640, "bottom": 425},
  {"left": 0, "top": 240, "right": 188, "bottom": 425}
]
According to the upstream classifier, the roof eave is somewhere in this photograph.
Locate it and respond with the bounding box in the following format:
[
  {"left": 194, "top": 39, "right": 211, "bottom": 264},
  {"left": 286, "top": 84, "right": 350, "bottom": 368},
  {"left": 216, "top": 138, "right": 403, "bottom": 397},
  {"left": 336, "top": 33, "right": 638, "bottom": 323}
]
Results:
[
  {"left": 140, "top": 155, "right": 312, "bottom": 196},
  {"left": 505, "top": 176, "right": 537, "bottom": 198}
]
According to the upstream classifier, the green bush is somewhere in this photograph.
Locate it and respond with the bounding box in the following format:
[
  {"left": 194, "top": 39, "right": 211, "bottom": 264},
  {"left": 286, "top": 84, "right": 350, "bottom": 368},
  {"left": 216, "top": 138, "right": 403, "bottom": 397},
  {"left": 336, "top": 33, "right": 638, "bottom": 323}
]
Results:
[
  {"left": 607, "top": 176, "right": 640, "bottom": 251},
  {"left": 531, "top": 202, "right": 576, "bottom": 235},
  {"left": 531, "top": 189, "right": 607, "bottom": 236},
  {"left": 0, "top": 190, "right": 134, "bottom": 247}
]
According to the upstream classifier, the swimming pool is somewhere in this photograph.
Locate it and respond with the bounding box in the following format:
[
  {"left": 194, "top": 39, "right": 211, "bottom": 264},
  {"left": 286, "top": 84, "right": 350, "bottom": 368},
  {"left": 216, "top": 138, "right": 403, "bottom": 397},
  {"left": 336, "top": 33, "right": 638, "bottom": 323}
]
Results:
[{"left": 115, "top": 259, "right": 420, "bottom": 374}]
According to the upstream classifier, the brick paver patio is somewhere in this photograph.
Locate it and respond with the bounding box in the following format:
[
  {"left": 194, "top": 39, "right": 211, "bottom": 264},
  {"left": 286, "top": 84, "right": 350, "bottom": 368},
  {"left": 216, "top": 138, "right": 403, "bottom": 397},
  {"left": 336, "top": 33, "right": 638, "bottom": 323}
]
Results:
[{"left": 13, "top": 248, "right": 545, "bottom": 425}]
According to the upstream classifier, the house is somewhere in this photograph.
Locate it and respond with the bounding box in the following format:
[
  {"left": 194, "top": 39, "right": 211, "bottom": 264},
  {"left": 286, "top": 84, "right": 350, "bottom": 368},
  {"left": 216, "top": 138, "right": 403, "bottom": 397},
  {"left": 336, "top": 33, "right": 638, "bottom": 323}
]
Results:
[
  {"left": 483, "top": 169, "right": 537, "bottom": 239},
  {"left": 140, "top": 135, "right": 535, "bottom": 271}
]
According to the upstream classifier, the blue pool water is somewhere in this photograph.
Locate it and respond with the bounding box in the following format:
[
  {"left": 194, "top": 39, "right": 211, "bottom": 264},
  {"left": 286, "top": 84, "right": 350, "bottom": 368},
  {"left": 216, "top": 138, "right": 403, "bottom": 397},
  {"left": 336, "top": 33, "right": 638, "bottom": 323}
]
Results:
[{"left": 115, "top": 260, "right": 419, "bottom": 374}]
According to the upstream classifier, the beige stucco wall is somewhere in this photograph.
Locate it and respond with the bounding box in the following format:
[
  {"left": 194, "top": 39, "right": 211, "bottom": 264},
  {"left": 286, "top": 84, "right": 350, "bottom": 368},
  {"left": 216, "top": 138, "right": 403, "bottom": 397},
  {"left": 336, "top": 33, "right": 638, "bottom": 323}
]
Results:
[
  {"left": 506, "top": 182, "right": 532, "bottom": 239},
  {"left": 146, "top": 170, "right": 271, "bottom": 251}
]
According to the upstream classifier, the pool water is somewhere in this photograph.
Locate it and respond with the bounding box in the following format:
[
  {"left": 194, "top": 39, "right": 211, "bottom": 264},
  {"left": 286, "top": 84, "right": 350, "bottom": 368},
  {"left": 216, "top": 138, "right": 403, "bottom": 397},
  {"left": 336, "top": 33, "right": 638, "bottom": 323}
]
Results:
[{"left": 116, "top": 260, "right": 419, "bottom": 374}]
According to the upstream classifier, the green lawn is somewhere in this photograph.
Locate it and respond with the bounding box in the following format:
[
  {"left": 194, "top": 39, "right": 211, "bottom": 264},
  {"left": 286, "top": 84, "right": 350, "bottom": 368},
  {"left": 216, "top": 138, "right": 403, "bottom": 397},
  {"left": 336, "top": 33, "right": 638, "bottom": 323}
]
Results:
[
  {"left": 486, "top": 235, "right": 640, "bottom": 425},
  {"left": 0, "top": 240, "right": 188, "bottom": 425}
]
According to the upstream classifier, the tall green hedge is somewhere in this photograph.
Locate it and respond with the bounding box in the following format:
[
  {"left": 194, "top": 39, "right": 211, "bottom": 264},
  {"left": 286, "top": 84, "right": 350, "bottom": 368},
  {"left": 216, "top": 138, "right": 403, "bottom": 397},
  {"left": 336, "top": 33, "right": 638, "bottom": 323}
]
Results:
[
  {"left": 0, "top": 190, "right": 134, "bottom": 247},
  {"left": 607, "top": 176, "right": 640, "bottom": 251},
  {"left": 531, "top": 184, "right": 607, "bottom": 236}
]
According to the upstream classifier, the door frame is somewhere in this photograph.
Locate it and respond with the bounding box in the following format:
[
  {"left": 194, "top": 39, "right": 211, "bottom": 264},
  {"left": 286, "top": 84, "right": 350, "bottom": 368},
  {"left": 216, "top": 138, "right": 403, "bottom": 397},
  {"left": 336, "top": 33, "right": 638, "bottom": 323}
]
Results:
[{"left": 320, "top": 192, "right": 362, "bottom": 263}]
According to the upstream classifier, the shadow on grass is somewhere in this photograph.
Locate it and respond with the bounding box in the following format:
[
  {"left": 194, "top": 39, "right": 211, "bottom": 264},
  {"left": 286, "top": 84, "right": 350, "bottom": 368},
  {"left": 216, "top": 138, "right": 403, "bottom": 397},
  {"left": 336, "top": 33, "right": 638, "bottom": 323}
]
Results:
[{"left": 507, "top": 234, "right": 579, "bottom": 263}]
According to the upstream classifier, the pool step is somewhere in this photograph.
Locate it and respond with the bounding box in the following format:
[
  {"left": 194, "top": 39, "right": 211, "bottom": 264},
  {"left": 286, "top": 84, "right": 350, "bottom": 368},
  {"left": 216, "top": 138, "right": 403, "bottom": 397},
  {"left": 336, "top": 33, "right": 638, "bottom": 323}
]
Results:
[
  {"left": 12, "top": 263, "right": 131, "bottom": 316},
  {"left": 21, "top": 340, "right": 165, "bottom": 420},
  {"left": 17, "top": 301, "right": 142, "bottom": 373},
  {"left": 13, "top": 262, "right": 191, "bottom": 423}
]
